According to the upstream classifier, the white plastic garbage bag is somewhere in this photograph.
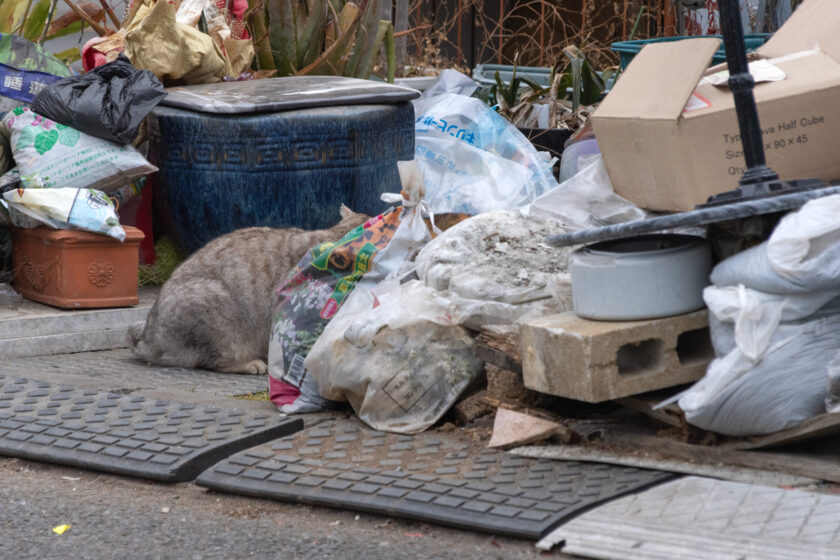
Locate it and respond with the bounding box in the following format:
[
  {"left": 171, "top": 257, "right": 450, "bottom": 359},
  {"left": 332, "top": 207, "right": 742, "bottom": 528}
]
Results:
[
  {"left": 711, "top": 194, "right": 840, "bottom": 293},
  {"left": 703, "top": 284, "right": 839, "bottom": 361},
  {"left": 671, "top": 194, "right": 840, "bottom": 436},
  {"left": 678, "top": 295, "right": 840, "bottom": 436}
]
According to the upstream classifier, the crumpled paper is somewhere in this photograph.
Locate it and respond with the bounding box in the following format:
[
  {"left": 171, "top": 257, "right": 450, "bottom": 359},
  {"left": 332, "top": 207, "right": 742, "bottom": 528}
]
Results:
[{"left": 124, "top": 0, "right": 229, "bottom": 85}]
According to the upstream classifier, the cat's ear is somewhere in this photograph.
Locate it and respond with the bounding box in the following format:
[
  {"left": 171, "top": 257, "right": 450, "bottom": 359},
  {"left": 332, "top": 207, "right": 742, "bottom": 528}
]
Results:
[{"left": 339, "top": 203, "right": 353, "bottom": 219}]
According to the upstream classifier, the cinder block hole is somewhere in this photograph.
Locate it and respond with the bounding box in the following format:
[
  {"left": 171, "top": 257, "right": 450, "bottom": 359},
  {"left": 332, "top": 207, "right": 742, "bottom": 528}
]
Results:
[
  {"left": 616, "top": 338, "right": 664, "bottom": 375},
  {"left": 677, "top": 327, "right": 713, "bottom": 365}
]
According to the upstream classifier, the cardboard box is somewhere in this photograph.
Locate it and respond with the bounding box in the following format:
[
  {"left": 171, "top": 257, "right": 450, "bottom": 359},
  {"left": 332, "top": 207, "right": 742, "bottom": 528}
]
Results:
[{"left": 591, "top": 0, "right": 840, "bottom": 212}]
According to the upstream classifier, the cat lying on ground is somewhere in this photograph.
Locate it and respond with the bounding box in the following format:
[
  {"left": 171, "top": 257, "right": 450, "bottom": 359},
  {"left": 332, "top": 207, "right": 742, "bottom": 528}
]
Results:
[{"left": 128, "top": 205, "right": 369, "bottom": 374}]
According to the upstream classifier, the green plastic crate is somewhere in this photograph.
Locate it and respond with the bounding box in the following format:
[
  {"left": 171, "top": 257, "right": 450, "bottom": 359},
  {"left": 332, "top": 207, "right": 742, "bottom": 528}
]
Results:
[
  {"left": 611, "top": 34, "right": 771, "bottom": 70},
  {"left": 472, "top": 64, "right": 553, "bottom": 88}
]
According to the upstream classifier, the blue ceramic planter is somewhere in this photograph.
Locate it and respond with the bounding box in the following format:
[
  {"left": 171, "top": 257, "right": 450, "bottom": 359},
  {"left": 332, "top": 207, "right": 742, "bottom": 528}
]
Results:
[{"left": 147, "top": 102, "right": 415, "bottom": 256}]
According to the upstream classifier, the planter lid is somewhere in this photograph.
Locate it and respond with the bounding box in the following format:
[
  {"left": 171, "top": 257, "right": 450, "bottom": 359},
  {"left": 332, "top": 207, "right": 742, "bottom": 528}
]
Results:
[{"left": 159, "top": 76, "right": 421, "bottom": 115}]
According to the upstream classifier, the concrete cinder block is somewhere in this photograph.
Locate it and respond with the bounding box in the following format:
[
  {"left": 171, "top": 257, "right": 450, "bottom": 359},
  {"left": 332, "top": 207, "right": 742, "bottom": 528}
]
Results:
[{"left": 521, "top": 310, "right": 711, "bottom": 403}]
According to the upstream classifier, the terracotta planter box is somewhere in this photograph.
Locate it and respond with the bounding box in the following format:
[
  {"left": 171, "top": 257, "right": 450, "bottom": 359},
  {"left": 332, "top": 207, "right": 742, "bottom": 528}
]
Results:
[{"left": 11, "top": 226, "right": 145, "bottom": 309}]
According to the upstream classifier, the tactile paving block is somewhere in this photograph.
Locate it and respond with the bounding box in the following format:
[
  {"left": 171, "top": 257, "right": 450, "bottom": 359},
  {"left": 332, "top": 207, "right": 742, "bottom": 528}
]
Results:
[
  {"left": 537, "top": 476, "right": 840, "bottom": 559},
  {"left": 0, "top": 375, "right": 301, "bottom": 481},
  {"left": 196, "top": 419, "right": 673, "bottom": 539}
]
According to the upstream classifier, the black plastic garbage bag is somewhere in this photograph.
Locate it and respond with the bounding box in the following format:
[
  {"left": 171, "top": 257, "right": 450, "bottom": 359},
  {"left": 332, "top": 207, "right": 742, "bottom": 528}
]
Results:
[{"left": 31, "top": 54, "right": 167, "bottom": 145}]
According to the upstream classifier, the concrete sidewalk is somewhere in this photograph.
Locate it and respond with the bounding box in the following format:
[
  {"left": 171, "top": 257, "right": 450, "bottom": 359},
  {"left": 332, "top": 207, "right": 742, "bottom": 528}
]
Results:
[{"left": 0, "top": 286, "right": 157, "bottom": 359}]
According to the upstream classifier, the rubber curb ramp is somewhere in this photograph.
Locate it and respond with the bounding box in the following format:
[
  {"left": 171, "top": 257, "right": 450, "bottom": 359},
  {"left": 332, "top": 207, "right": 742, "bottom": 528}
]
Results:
[
  {"left": 196, "top": 419, "right": 674, "bottom": 539},
  {"left": 0, "top": 375, "right": 301, "bottom": 482}
]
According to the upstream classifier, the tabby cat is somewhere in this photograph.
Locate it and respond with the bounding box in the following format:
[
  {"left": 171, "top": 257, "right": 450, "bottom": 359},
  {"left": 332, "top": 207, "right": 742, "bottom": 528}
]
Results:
[{"left": 128, "top": 205, "right": 369, "bottom": 374}]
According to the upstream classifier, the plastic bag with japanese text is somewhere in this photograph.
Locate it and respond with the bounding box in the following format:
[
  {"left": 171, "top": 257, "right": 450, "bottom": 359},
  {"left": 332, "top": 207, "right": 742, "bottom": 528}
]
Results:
[
  {"left": 1, "top": 107, "right": 156, "bottom": 191},
  {"left": 412, "top": 86, "right": 558, "bottom": 215}
]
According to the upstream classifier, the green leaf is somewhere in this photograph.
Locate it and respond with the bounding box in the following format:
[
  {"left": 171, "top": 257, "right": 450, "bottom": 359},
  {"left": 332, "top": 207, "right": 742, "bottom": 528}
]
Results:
[
  {"left": 267, "top": 0, "right": 298, "bottom": 75},
  {"left": 353, "top": 19, "right": 391, "bottom": 79},
  {"left": 33, "top": 128, "right": 58, "bottom": 155},
  {"left": 46, "top": 19, "right": 82, "bottom": 40},
  {"left": 296, "top": 0, "right": 325, "bottom": 69},
  {"left": 23, "top": 0, "right": 50, "bottom": 41},
  {"left": 578, "top": 60, "right": 605, "bottom": 106},
  {"left": 52, "top": 46, "right": 80, "bottom": 64},
  {"left": 57, "top": 125, "right": 80, "bottom": 147},
  {"left": 0, "top": 0, "right": 28, "bottom": 33}
]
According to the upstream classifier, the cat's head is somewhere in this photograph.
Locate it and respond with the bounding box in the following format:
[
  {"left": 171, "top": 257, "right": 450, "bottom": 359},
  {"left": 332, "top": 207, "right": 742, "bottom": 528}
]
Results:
[{"left": 338, "top": 203, "right": 370, "bottom": 227}]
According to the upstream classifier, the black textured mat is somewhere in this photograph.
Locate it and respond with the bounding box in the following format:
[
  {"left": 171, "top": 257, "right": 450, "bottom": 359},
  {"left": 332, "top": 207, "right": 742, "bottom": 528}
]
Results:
[
  {"left": 0, "top": 375, "right": 301, "bottom": 481},
  {"left": 196, "top": 419, "right": 674, "bottom": 539}
]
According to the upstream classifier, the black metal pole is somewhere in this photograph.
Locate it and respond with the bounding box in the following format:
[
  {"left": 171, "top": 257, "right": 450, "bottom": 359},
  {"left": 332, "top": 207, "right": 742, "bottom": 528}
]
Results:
[{"left": 718, "top": 0, "right": 779, "bottom": 185}]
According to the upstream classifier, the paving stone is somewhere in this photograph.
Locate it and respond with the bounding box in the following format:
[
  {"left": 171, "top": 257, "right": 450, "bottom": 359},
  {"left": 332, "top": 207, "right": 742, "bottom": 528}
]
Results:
[
  {"left": 539, "top": 476, "right": 840, "bottom": 558},
  {"left": 0, "top": 375, "right": 301, "bottom": 482},
  {"left": 196, "top": 418, "right": 672, "bottom": 539},
  {"left": 0, "top": 349, "right": 267, "bottom": 398}
]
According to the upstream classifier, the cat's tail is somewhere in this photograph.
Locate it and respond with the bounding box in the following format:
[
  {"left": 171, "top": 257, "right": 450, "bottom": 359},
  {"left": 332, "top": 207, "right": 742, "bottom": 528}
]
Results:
[{"left": 127, "top": 321, "right": 151, "bottom": 360}]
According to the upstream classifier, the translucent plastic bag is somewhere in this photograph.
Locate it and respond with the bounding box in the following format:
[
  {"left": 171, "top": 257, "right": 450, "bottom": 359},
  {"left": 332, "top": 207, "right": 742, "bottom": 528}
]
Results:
[
  {"left": 419, "top": 69, "right": 479, "bottom": 98},
  {"left": 305, "top": 277, "right": 483, "bottom": 433},
  {"left": 523, "top": 153, "right": 646, "bottom": 230},
  {"left": 416, "top": 134, "right": 535, "bottom": 214},
  {"left": 413, "top": 90, "right": 557, "bottom": 214}
]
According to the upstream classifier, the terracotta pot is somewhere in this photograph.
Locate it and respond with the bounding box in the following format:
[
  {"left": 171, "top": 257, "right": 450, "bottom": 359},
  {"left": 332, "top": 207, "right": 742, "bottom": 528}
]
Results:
[{"left": 11, "top": 226, "right": 145, "bottom": 309}]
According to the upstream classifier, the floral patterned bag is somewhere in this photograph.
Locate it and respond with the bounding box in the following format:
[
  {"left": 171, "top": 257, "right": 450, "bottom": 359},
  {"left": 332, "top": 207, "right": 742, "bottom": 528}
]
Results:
[{"left": 268, "top": 207, "right": 405, "bottom": 413}]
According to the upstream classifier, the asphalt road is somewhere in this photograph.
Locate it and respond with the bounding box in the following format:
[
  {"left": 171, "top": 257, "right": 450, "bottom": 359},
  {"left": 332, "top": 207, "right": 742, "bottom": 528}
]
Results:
[
  {"left": 0, "top": 349, "right": 573, "bottom": 560},
  {"left": 0, "top": 453, "right": 567, "bottom": 560}
]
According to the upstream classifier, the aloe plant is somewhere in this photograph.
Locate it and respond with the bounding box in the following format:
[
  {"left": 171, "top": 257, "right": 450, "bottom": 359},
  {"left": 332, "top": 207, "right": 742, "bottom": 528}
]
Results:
[
  {"left": 259, "top": 0, "right": 395, "bottom": 81},
  {"left": 480, "top": 47, "right": 613, "bottom": 131},
  {"left": 492, "top": 56, "right": 543, "bottom": 112},
  {"left": 553, "top": 45, "right": 605, "bottom": 110}
]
